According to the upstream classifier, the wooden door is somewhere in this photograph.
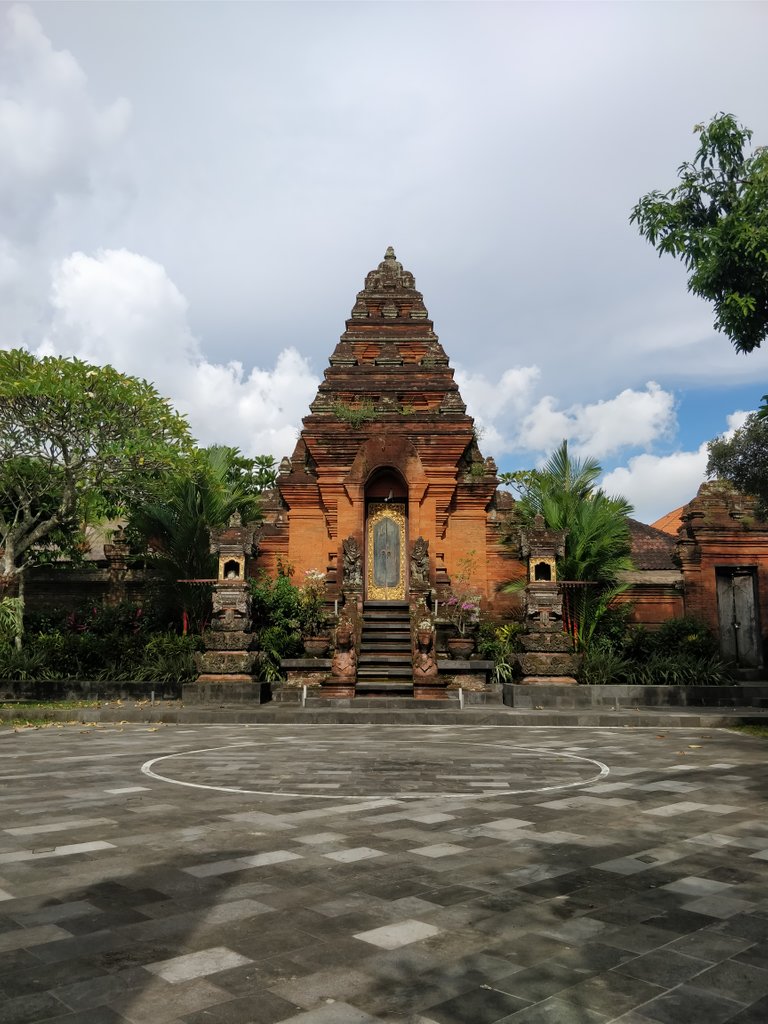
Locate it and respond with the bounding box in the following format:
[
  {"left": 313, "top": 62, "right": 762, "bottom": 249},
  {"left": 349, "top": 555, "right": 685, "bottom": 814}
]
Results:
[
  {"left": 716, "top": 568, "right": 761, "bottom": 668},
  {"left": 366, "top": 502, "right": 406, "bottom": 601}
]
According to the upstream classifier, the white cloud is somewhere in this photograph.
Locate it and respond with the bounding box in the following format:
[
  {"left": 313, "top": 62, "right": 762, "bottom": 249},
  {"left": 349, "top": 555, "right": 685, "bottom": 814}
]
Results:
[
  {"left": 724, "top": 409, "right": 752, "bottom": 436},
  {"left": 455, "top": 364, "right": 540, "bottom": 421},
  {"left": 601, "top": 445, "right": 709, "bottom": 524},
  {"left": 518, "top": 382, "right": 676, "bottom": 460},
  {"left": 0, "top": 4, "right": 131, "bottom": 242},
  {"left": 458, "top": 366, "right": 677, "bottom": 463},
  {"left": 38, "top": 248, "right": 319, "bottom": 459}
]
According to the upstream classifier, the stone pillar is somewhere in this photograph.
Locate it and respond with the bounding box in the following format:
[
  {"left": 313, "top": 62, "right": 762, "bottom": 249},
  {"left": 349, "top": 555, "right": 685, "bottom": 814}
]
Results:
[
  {"left": 103, "top": 527, "right": 130, "bottom": 607},
  {"left": 517, "top": 517, "right": 581, "bottom": 684},
  {"left": 186, "top": 514, "right": 262, "bottom": 703}
]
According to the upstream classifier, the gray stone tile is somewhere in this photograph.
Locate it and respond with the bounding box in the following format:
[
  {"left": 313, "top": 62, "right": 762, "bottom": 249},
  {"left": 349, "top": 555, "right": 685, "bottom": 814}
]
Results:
[
  {"left": 550, "top": 971, "right": 664, "bottom": 1016},
  {"left": 635, "top": 983, "right": 745, "bottom": 1023},
  {"left": 661, "top": 876, "right": 734, "bottom": 897},
  {"left": 499, "top": 996, "right": 609, "bottom": 1022},
  {"left": 354, "top": 918, "right": 441, "bottom": 949},
  {"left": 323, "top": 847, "right": 384, "bottom": 863},
  {"left": 687, "top": 958, "right": 768, "bottom": 1003},
  {"left": 182, "top": 991, "right": 304, "bottom": 1023},
  {"left": 268, "top": 966, "right": 374, "bottom": 1009},
  {"left": 266, "top": 1004, "right": 380, "bottom": 1023},
  {"left": 107, "top": 978, "right": 231, "bottom": 1023},
  {"left": 494, "top": 962, "right": 588, "bottom": 1002},
  {"left": 145, "top": 947, "right": 253, "bottom": 983},
  {"left": 0, "top": 723, "right": 766, "bottom": 1024},
  {"left": 410, "top": 844, "right": 469, "bottom": 858},
  {"left": 664, "top": 929, "right": 754, "bottom": 962},
  {"left": 614, "top": 948, "right": 709, "bottom": 986},
  {"left": 0, "top": 991, "right": 69, "bottom": 1024},
  {"left": 425, "top": 985, "right": 530, "bottom": 1023},
  {"left": 727, "top": 994, "right": 768, "bottom": 1023}
]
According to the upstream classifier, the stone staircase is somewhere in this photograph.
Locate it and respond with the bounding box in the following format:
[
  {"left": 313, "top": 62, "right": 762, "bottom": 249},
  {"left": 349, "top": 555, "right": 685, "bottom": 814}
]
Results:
[{"left": 356, "top": 601, "right": 413, "bottom": 696}]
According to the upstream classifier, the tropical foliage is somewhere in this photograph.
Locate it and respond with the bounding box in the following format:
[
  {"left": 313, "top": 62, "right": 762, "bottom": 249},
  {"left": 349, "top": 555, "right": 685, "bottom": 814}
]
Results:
[
  {"left": 507, "top": 441, "right": 634, "bottom": 647},
  {"left": 477, "top": 620, "right": 524, "bottom": 682},
  {"left": 129, "top": 445, "right": 263, "bottom": 632},
  {"left": 0, "top": 597, "right": 23, "bottom": 648},
  {"left": 0, "top": 601, "right": 200, "bottom": 684},
  {"left": 249, "top": 569, "right": 304, "bottom": 680},
  {"left": 580, "top": 614, "right": 731, "bottom": 686},
  {"left": 631, "top": 113, "right": 768, "bottom": 354},
  {"left": 707, "top": 411, "right": 768, "bottom": 518},
  {"left": 0, "top": 349, "right": 191, "bottom": 598}
]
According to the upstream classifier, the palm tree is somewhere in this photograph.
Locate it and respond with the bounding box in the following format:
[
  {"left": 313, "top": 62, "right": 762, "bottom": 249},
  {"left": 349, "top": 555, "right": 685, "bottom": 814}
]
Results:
[
  {"left": 507, "top": 441, "right": 634, "bottom": 647},
  {"left": 129, "top": 446, "right": 262, "bottom": 632}
]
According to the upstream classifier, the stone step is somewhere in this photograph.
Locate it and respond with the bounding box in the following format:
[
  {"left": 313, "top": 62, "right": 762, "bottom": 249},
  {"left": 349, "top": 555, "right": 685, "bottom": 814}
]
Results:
[
  {"left": 355, "top": 682, "right": 414, "bottom": 694},
  {"left": 360, "top": 643, "right": 412, "bottom": 653},
  {"left": 363, "top": 601, "right": 409, "bottom": 609},
  {"left": 358, "top": 653, "right": 412, "bottom": 665},
  {"left": 357, "top": 665, "right": 414, "bottom": 678},
  {"left": 361, "top": 622, "right": 411, "bottom": 633},
  {"left": 309, "top": 697, "right": 454, "bottom": 708},
  {"left": 360, "top": 636, "right": 411, "bottom": 645}
]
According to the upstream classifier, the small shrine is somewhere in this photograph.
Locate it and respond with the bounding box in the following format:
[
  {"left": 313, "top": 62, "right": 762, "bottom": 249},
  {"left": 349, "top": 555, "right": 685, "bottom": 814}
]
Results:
[
  {"left": 517, "top": 515, "right": 581, "bottom": 684},
  {"left": 186, "top": 514, "right": 265, "bottom": 703}
]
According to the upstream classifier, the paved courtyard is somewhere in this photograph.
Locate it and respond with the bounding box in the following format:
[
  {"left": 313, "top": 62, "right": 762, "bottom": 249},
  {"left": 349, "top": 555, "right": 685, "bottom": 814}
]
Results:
[{"left": 0, "top": 722, "right": 767, "bottom": 1024}]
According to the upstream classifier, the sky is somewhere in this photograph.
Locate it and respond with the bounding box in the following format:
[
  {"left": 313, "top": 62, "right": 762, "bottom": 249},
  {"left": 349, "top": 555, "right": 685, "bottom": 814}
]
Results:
[{"left": 2, "top": 1, "right": 767, "bottom": 524}]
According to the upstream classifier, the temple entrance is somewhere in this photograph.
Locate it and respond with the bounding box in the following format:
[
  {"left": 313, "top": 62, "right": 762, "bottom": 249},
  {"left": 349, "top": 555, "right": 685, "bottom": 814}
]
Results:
[
  {"left": 365, "top": 469, "right": 408, "bottom": 602},
  {"left": 716, "top": 567, "right": 762, "bottom": 670}
]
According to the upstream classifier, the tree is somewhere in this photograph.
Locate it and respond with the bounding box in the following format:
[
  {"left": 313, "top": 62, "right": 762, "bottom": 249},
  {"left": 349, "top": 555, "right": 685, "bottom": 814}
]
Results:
[
  {"left": 128, "top": 445, "right": 263, "bottom": 632},
  {"left": 507, "top": 441, "right": 635, "bottom": 647},
  {"left": 631, "top": 113, "right": 768, "bottom": 354},
  {"left": 707, "top": 411, "right": 768, "bottom": 516},
  {"left": 0, "top": 348, "right": 192, "bottom": 601},
  {"left": 227, "top": 453, "right": 278, "bottom": 495}
]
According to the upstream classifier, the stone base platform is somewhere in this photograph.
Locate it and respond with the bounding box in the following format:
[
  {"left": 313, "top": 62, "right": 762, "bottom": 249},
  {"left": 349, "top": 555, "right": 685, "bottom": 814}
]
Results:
[
  {"left": 520, "top": 675, "right": 578, "bottom": 686},
  {"left": 182, "top": 679, "right": 270, "bottom": 704},
  {"left": 504, "top": 681, "right": 768, "bottom": 709}
]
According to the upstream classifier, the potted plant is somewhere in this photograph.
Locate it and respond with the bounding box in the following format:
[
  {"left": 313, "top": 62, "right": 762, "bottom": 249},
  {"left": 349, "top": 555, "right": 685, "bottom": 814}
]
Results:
[
  {"left": 441, "top": 551, "right": 480, "bottom": 657},
  {"left": 299, "top": 569, "right": 331, "bottom": 656}
]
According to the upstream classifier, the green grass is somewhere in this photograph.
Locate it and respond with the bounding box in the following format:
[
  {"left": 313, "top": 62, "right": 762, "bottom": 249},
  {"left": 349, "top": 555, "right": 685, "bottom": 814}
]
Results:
[
  {"left": 0, "top": 700, "right": 99, "bottom": 709},
  {"left": 0, "top": 700, "right": 100, "bottom": 729},
  {"left": 730, "top": 724, "right": 768, "bottom": 738}
]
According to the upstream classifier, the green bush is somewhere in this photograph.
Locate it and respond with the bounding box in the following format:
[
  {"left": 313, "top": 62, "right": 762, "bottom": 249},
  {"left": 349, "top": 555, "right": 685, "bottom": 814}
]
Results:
[
  {"left": 0, "top": 596, "right": 202, "bottom": 685},
  {"left": 136, "top": 634, "right": 201, "bottom": 683},
  {"left": 0, "top": 643, "right": 53, "bottom": 681},
  {"left": 651, "top": 615, "right": 720, "bottom": 660},
  {"left": 477, "top": 620, "right": 524, "bottom": 683},
  {"left": 580, "top": 639, "right": 633, "bottom": 686},
  {"left": 579, "top": 614, "right": 732, "bottom": 685},
  {"left": 249, "top": 573, "right": 304, "bottom": 680}
]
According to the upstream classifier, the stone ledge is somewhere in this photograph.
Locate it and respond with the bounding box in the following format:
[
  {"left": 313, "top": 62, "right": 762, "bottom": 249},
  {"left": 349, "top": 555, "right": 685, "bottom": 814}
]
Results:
[
  {"left": 182, "top": 681, "right": 270, "bottom": 705},
  {"left": 504, "top": 682, "right": 768, "bottom": 709},
  {"left": 280, "top": 659, "right": 332, "bottom": 670}
]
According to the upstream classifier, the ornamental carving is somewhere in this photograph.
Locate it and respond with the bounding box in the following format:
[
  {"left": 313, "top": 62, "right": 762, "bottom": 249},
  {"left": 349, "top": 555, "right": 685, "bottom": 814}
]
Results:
[
  {"left": 342, "top": 536, "right": 363, "bottom": 589},
  {"left": 410, "top": 537, "right": 430, "bottom": 587}
]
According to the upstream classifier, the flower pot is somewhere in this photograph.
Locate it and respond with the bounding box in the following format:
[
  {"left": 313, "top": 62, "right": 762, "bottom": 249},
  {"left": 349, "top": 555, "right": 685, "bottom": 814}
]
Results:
[
  {"left": 447, "top": 637, "right": 475, "bottom": 658},
  {"left": 303, "top": 636, "right": 330, "bottom": 657}
]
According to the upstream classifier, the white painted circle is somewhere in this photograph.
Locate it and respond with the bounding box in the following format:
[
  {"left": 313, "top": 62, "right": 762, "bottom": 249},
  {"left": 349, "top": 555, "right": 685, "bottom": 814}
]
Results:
[{"left": 141, "top": 737, "right": 609, "bottom": 800}]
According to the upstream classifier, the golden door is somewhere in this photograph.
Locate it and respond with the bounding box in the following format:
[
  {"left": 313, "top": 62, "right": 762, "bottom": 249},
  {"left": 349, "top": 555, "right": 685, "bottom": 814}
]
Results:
[{"left": 366, "top": 502, "right": 407, "bottom": 601}]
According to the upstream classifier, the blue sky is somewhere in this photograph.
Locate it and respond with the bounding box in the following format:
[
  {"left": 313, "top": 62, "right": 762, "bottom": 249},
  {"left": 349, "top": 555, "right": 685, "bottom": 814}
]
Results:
[{"left": 2, "top": 1, "right": 767, "bottom": 523}]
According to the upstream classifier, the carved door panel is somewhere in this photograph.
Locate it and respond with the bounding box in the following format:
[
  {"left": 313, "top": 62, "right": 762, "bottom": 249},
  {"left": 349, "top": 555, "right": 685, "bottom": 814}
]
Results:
[
  {"left": 716, "top": 568, "right": 761, "bottom": 668},
  {"left": 366, "top": 502, "right": 406, "bottom": 601}
]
